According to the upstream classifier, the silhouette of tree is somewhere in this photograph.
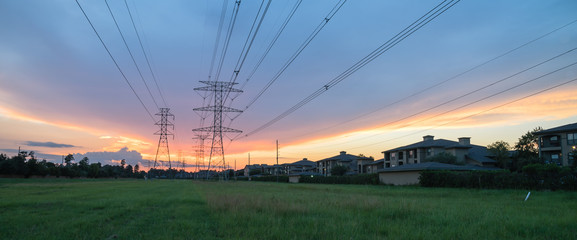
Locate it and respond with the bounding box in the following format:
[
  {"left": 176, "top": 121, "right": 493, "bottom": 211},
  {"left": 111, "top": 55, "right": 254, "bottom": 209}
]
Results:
[
  {"left": 64, "top": 154, "right": 74, "bottom": 166},
  {"left": 488, "top": 141, "right": 511, "bottom": 169}
]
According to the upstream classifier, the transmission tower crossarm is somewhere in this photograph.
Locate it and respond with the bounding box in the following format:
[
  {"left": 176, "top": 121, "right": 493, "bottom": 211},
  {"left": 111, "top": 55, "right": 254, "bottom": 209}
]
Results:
[{"left": 193, "top": 106, "right": 243, "bottom": 112}]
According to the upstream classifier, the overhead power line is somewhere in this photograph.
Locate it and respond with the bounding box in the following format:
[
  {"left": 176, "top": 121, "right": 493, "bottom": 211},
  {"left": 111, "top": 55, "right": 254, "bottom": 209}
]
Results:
[
  {"left": 319, "top": 46, "right": 577, "bottom": 150},
  {"left": 355, "top": 75, "right": 577, "bottom": 150},
  {"left": 212, "top": 0, "right": 242, "bottom": 83},
  {"left": 232, "top": 0, "right": 303, "bottom": 99},
  {"left": 105, "top": 0, "right": 160, "bottom": 109},
  {"left": 75, "top": 0, "right": 155, "bottom": 122},
  {"left": 372, "top": 46, "right": 577, "bottom": 133},
  {"left": 294, "top": 18, "right": 577, "bottom": 139},
  {"left": 242, "top": 0, "right": 347, "bottom": 111},
  {"left": 123, "top": 0, "right": 169, "bottom": 107},
  {"left": 223, "top": 0, "right": 273, "bottom": 104},
  {"left": 239, "top": 0, "right": 460, "bottom": 140}
]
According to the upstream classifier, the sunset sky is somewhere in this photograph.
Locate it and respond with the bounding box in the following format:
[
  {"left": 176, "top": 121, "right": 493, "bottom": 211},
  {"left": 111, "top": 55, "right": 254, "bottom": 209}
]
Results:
[{"left": 1, "top": 0, "right": 576, "bottom": 170}]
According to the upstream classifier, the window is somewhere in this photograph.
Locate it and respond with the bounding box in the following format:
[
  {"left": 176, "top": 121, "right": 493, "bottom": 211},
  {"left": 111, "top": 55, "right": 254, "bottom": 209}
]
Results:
[
  {"left": 391, "top": 153, "right": 396, "bottom": 160},
  {"left": 399, "top": 151, "right": 404, "bottom": 160},
  {"left": 551, "top": 154, "right": 562, "bottom": 165},
  {"left": 426, "top": 148, "right": 432, "bottom": 156},
  {"left": 568, "top": 133, "right": 577, "bottom": 145},
  {"left": 549, "top": 135, "right": 560, "bottom": 146},
  {"left": 550, "top": 136, "right": 559, "bottom": 143},
  {"left": 409, "top": 150, "right": 414, "bottom": 158}
]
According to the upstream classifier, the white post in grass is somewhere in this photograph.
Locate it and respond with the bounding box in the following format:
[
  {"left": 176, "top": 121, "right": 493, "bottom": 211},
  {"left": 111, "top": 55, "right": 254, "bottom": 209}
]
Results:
[{"left": 524, "top": 192, "right": 531, "bottom": 201}]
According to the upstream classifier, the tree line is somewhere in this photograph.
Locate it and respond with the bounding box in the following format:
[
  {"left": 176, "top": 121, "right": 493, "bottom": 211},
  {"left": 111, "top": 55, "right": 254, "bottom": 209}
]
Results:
[{"left": 0, "top": 151, "right": 146, "bottom": 178}]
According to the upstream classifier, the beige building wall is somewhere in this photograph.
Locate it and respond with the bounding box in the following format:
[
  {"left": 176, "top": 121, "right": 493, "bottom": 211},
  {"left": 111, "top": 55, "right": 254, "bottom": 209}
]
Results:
[
  {"left": 378, "top": 171, "right": 421, "bottom": 185},
  {"left": 288, "top": 175, "right": 300, "bottom": 183}
]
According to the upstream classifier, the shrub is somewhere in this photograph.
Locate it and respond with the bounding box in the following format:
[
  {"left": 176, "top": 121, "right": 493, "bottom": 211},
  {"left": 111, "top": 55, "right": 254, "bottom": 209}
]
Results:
[
  {"left": 419, "top": 165, "right": 577, "bottom": 190},
  {"left": 299, "top": 174, "right": 379, "bottom": 185}
]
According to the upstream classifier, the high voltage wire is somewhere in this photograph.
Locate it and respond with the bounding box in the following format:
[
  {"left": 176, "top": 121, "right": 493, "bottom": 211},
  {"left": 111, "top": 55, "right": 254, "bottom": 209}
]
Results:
[
  {"left": 213, "top": 0, "right": 242, "bottom": 83},
  {"left": 223, "top": 0, "right": 272, "bottom": 106},
  {"left": 231, "top": 0, "right": 303, "bottom": 101},
  {"left": 242, "top": 0, "right": 347, "bottom": 112},
  {"left": 75, "top": 0, "right": 155, "bottom": 123},
  {"left": 105, "top": 0, "right": 160, "bottom": 110},
  {"left": 368, "top": 46, "right": 577, "bottom": 135},
  {"left": 308, "top": 46, "right": 577, "bottom": 151},
  {"left": 299, "top": 64, "right": 577, "bottom": 157},
  {"left": 351, "top": 76, "right": 577, "bottom": 151},
  {"left": 238, "top": 0, "right": 460, "bottom": 140},
  {"left": 292, "top": 18, "right": 577, "bottom": 140},
  {"left": 222, "top": 0, "right": 303, "bottom": 133},
  {"left": 123, "top": 0, "right": 168, "bottom": 108}
]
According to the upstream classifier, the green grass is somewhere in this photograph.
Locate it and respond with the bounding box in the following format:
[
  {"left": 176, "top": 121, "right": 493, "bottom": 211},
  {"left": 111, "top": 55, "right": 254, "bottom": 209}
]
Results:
[{"left": 1, "top": 179, "right": 576, "bottom": 239}]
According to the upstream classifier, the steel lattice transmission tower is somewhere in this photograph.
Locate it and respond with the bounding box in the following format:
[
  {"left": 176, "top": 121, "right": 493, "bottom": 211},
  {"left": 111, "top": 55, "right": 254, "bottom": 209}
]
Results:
[
  {"left": 153, "top": 108, "right": 174, "bottom": 171},
  {"left": 193, "top": 81, "right": 242, "bottom": 179},
  {"left": 192, "top": 134, "right": 208, "bottom": 173}
]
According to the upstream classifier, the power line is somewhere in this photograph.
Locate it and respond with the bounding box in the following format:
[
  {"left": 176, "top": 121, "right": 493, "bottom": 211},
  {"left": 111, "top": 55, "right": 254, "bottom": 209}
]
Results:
[
  {"left": 223, "top": 0, "right": 273, "bottom": 106},
  {"left": 369, "top": 46, "right": 577, "bottom": 135},
  {"left": 207, "top": 0, "right": 230, "bottom": 83},
  {"left": 231, "top": 0, "right": 303, "bottom": 101},
  {"left": 315, "top": 46, "right": 577, "bottom": 151},
  {"left": 105, "top": 0, "right": 160, "bottom": 109},
  {"left": 355, "top": 76, "right": 577, "bottom": 150},
  {"left": 75, "top": 0, "right": 155, "bottom": 122},
  {"left": 242, "top": 0, "right": 347, "bottom": 111},
  {"left": 212, "top": 0, "right": 242, "bottom": 83},
  {"left": 239, "top": 0, "right": 460, "bottom": 140},
  {"left": 123, "top": 0, "right": 169, "bottom": 107},
  {"left": 292, "top": 18, "right": 577, "bottom": 139}
]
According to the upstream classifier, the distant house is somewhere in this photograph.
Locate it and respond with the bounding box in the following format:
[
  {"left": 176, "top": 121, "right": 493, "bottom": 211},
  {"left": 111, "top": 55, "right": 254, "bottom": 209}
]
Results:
[
  {"left": 316, "top": 151, "right": 374, "bottom": 176},
  {"left": 378, "top": 162, "right": 500, "bottom": 185},
  {"left": 244, "top": 164, "right": 268, "bottom": 177},
  {"left": 381, "top": 135, "right": 496, "bottom": 168},
  {"left": 363, "top": 159, "right": 384, "bottom": 174},
  {"left": 285, "top": 158, "right": 316, "bottom": 175},
  {"left": 262, "top": 164, "right": 282, "bottom": 175},
  {"left": 535, "top": 122, "right": 577, "bottom": 166}
]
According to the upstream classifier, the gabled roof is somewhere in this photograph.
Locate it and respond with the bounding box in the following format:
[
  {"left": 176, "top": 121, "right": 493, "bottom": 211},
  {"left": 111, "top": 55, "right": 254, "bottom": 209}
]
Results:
[
  {"left": 535, "top": 122, "right": 577, "bottom": 135},
  {"left": 381, "top": 137, "right": 496, "bottom": 164},
  {"left": 383, "top": 139, "right": 471, "bottom": 153},
  {"left": 467, "top": 145, "right": 497, "bottom": 164},
  {"left": 290, "top": 159, "right": 316, "bottom": 166},
  {"left": 317, "top": 151, "right": 372, "bottom": 162},
  {"left": 365, "top": 159, "right": 384, "bottom": 165},
  {"left": 377, "top": 162, "right": 500, "bottom": 173}
]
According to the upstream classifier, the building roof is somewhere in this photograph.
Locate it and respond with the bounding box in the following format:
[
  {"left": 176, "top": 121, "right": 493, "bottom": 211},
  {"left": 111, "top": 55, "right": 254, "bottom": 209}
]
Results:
[
  {"left": 290, "top": 158, "right": 316, "bottom": 166},
  {"left": 382, "top": 136, "right": 496, "bottom": 164},
  {"left": 466, "top": 145, "right": 497, "bottom": 164},
  {"left": 377, "top": 162, "right": 500, "bottom": 173},
  {"left": 383, "top": 138, "right": 471, "bottom": 153},
  {"left": 317, "top": 151, "right": 372, "bottom": 163},
  {"left": 365, "top": 159, "right": 384, "bottom": 165},
  {"left": 535, "top": 122, "right": 577, "bottom": 135}
]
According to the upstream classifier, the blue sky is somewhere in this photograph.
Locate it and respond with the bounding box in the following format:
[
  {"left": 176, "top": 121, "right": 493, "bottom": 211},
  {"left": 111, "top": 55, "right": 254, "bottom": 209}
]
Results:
[{"left": 1, "top": 0, "right": 576, "bottom": 168}]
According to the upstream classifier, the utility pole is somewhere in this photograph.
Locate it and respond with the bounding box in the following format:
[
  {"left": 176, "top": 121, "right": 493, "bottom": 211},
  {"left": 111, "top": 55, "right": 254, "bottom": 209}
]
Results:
[{"left": 276, "top": 140, "right": 279, "bottom": 182}]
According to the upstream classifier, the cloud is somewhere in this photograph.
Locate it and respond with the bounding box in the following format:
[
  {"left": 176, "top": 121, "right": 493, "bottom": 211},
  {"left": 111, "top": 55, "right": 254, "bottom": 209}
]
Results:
[
  {"left": 25, "top": 141, "right": 76, "bottom": 148},
  {"left": 74, "top": 147, "right": 151, "bottom": 167}
]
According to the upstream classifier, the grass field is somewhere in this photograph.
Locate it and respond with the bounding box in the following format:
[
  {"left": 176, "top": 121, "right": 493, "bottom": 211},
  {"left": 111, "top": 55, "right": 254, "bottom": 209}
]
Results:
[{"left": 1, "top": 179, "right": 576, "bottom": 239}]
